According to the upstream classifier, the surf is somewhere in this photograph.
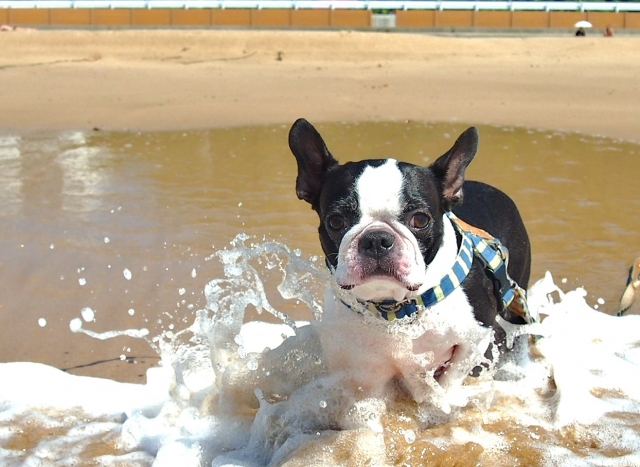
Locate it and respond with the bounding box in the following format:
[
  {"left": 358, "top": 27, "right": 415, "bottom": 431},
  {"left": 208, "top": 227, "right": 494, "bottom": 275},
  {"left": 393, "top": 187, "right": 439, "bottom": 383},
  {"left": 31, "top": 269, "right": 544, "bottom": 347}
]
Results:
[{"left": 2, "top": 234, "right": 640, "bottom": 466}]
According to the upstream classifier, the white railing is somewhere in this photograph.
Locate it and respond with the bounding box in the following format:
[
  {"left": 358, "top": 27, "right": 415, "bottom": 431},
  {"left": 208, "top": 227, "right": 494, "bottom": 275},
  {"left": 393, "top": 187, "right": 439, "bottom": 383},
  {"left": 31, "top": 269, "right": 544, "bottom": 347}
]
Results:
[{"left": 1, "top": 0, "right": 640, "bottom": 12}]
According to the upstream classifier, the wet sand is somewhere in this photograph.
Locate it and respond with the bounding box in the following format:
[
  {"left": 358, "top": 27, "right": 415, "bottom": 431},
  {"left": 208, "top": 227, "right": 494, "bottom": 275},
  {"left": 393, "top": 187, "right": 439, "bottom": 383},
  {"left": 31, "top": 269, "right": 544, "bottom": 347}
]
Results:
[{"left": 1, "top": 29, "right": 639, "bottom": 141}]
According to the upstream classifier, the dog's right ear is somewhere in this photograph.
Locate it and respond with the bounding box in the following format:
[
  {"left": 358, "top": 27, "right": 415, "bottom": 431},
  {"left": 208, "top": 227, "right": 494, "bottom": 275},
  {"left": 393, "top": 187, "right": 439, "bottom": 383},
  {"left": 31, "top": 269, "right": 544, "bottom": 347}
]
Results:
[{"left": 288, "top": 118, "right": 339, "bottom": 206}]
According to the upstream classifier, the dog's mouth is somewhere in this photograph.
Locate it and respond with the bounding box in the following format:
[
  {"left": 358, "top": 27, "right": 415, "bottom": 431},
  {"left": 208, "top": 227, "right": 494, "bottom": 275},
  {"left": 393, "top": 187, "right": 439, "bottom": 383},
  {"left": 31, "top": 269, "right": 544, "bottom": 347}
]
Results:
[
  {"left": 338, "top": 268, "right": 421, "bottom": 292},
  {"left": 339, "top": 280, "right": 421, "bottom": 292},
  {"left": 433, "top": 345, "right": 458, "bottom": 382},
  {"left": 337, "top": 268, "right": 423, "bottom": 303}
]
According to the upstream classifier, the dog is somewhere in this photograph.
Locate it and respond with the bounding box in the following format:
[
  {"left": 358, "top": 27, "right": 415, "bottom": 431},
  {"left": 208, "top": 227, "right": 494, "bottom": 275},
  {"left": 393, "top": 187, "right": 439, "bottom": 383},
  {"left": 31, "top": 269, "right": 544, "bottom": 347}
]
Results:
[{"left": 289, "top": 118, "right": 533, "bottom": 408}]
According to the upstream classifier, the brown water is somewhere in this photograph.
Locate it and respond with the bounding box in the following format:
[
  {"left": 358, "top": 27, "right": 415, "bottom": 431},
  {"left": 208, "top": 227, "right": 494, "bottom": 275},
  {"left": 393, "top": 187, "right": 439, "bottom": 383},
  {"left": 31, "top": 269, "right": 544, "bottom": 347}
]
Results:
[{"left": 1, "top": 122, "right": 639, "bottom": 383}]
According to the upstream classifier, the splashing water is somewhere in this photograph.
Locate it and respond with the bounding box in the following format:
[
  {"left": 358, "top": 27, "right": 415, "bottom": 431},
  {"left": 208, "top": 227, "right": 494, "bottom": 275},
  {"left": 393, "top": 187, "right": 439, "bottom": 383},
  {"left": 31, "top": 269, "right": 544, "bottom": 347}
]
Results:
[{"left": 1, "top": 235, "right": 640, "bottom": 466}]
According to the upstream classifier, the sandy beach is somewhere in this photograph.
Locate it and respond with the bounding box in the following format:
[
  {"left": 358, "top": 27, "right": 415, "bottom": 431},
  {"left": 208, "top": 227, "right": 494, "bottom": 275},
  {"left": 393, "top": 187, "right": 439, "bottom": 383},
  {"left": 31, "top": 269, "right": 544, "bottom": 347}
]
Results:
[
  {"left": 3, "top": 27, "right": 640, "bottom": 467},
  {"left": 0, "top": 29, "right": 639, "bottom": 141}
]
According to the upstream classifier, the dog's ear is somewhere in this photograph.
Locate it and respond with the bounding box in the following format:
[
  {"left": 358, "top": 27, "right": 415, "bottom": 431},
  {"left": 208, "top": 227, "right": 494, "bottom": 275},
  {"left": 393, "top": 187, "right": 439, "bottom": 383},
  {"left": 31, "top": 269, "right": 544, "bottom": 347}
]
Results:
[
  {"left": 430, "top": 127, "right": 478, "bottom": 209},
  {"left": 289, "top": 118, "right": 339, "bottom": 206}
]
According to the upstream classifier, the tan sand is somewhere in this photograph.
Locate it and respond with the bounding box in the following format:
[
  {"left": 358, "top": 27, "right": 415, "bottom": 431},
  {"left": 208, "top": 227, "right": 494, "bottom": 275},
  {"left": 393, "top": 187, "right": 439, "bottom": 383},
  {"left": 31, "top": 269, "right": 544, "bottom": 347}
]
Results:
[{"left": 0, "top": 29, "right": 639, "bottom": 141}]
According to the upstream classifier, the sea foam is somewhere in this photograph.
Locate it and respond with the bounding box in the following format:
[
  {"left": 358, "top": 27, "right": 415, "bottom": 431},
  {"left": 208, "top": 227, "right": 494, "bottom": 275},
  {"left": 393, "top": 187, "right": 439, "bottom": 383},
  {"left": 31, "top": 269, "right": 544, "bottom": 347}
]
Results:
[{"left": 1, "top": 236, "right": 640, "bottom": 466}]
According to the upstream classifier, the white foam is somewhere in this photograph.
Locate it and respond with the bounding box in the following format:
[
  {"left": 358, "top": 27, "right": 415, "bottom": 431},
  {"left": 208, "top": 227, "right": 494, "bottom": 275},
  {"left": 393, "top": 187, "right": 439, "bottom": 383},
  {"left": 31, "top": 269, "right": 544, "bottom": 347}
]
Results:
[
  {"left": 2, "top": 238, "right": 640, "bottom": 466},
  {"left": 0, "top": 362, "right": 169, "bottom": 415}
]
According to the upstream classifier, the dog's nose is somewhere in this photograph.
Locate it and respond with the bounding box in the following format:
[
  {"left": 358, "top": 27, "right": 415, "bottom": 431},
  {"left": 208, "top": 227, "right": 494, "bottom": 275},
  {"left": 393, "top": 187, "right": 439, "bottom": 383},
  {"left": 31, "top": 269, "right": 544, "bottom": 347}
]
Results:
[{"left": 359, "top": 231, "right": 395, "bottom": 258}]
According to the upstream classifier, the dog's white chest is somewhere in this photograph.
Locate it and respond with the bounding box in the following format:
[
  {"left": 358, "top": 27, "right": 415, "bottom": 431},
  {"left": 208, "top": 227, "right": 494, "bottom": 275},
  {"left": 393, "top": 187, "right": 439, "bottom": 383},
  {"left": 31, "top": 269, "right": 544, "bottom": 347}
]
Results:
[{"left": 318, "top": 288, "right": 491, "bottom": 408}]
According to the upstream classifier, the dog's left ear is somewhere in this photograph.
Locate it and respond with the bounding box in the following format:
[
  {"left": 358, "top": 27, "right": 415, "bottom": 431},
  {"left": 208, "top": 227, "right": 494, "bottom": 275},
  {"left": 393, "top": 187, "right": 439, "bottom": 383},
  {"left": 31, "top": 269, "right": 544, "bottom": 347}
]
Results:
[
  {"left": 430, "top": 127, "right": 478, "bottom": 209},
  {"left": 289, "top": 118, "right": 339, "bottom": 206}
]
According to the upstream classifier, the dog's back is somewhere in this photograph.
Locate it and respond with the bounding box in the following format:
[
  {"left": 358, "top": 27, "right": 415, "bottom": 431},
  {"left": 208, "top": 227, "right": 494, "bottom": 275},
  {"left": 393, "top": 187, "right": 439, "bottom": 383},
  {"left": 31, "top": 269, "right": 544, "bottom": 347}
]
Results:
[{"left": 453, "top": 180, "right": 531, "bottom": 290}]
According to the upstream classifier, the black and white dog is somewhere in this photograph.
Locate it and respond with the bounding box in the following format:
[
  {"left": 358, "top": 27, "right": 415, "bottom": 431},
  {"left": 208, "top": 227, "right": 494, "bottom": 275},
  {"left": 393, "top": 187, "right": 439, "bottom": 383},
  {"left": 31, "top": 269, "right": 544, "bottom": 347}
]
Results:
[{"left": 289, "top": 118, "right": 532, "bottom": 407}]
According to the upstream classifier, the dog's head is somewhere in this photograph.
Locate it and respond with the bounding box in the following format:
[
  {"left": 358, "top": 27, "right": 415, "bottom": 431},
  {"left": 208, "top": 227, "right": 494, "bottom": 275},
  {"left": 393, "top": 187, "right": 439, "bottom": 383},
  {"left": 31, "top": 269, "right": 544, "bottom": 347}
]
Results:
[{"left": 289, "top": 119, "right": 478, "bottom": 304}]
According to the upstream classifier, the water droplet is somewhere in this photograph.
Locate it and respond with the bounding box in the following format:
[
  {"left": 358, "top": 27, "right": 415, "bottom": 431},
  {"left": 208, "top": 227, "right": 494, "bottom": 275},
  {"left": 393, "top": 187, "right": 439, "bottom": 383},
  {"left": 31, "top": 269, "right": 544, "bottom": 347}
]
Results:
[
  {"left": 69, "top": 318, "right": 82, "bottom": 332},
  {"left": 78, "top": 278, "right": 86, "bottom": 286},
  {"left": 38, "top": 318, "right": 46, "bottom": 327},
  {"left": 49, "top": 244, "right": 55, "bottom": 250},
  {"left": 104, "top": 237, "right": 110, "bottom": 243},
  {"left": 81, "top": 306, "right": 95, "bottom": 322},
  {"left": 178, "top": 288, "right": 186, "bottom": 296},
  {"left": 128, "top": 308, "right": 135, "bottom": 316},
  {"left": 191, "top": 268, "right": 197, "bottom": 278},
  {"left": 404, "top": 429, "right": 416, "bottom": 444},
  {"left": 247, "top": 360, "right": 258, "bottom": 371},
  {"left": 123, "top": 268, "right": 132, "bottom": 280},
  {"left": 597, "top": 297, "right": 605, "bottom": 305},
  {"left": 319, "top": 400, "right": 327, "bottom": 408}
]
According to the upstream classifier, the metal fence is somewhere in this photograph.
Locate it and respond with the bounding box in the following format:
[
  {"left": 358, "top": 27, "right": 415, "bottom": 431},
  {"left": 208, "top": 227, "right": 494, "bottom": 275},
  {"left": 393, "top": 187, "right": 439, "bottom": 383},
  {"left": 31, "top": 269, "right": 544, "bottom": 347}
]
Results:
[{"left": 2, "top": 1, "right": 640, "bottom": 12}]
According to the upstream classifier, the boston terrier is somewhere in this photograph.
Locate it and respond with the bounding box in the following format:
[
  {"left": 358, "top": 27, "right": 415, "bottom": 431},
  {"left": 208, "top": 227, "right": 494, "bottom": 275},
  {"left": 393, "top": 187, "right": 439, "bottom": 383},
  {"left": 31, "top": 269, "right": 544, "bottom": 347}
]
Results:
[{"left": 289, "top": 118, "right": 532, "bottom": 408}]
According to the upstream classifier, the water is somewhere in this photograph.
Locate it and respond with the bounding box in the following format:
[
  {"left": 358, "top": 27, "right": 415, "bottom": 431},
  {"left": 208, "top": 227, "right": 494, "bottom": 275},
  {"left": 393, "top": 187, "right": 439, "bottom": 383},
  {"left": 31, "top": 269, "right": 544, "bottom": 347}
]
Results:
[
  {"left": 1, "top": 122, "right": 640, "bottom": 465},
  {"left": 2, "top": 237, "right": 640, "bottom": 466}
]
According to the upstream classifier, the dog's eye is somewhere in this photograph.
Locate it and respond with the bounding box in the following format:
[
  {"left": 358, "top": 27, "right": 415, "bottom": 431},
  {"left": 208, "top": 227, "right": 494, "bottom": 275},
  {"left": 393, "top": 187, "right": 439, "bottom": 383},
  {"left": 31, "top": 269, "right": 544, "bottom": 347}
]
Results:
[
  {"left": 327, "top": 215, "right": 346, "bottom": 231},
  {"left": 410, "top": 212, "right": 430, "bottom": 230}
]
